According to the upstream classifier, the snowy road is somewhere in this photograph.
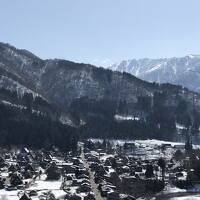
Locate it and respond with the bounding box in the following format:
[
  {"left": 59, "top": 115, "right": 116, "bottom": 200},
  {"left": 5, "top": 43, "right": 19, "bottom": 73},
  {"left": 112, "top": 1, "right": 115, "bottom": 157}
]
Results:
[
  {"left": 81, "top": 149, "right": 105, "bottom": 200},
  {"left": 155, "top": 192, "right": 200, "bottom": 200}
]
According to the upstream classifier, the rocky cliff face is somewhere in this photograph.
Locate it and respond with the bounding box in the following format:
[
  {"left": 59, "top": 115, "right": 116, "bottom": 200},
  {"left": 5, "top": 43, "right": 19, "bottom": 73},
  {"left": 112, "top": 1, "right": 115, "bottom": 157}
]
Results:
[{"left": 110, "top": 55, "right": 200, "bottom": 92}]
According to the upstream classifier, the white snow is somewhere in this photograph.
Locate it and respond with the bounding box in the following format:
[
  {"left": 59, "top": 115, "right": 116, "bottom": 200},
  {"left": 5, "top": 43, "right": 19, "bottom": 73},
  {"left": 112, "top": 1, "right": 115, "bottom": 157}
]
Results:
[
  {"left": 0, "top": 75, "right": 40, "bottom": 98},
  {"left": 0, "top": 174, "right": 66, "bottom": 200},
  {"left": 176, "top": 123, "right": 186, "bottom": 130},
  {"left": 146, "top": 63, "right": 162, "bottom": 73},
  {"left": 114, "top": 114, "right": 140, "bottom": 121},
  {"left": 1, "top": 100, "right": 26, "bottom": 110}
]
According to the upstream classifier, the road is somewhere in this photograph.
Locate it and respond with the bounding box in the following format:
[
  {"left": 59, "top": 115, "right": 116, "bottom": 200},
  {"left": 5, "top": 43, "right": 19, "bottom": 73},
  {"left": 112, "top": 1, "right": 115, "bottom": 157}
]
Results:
[
  {"left": 155, "top": 192, "right": 200, "bottom": 200},
  {"left": 81, "top": 149, "right": 105, "bottom": 200}
]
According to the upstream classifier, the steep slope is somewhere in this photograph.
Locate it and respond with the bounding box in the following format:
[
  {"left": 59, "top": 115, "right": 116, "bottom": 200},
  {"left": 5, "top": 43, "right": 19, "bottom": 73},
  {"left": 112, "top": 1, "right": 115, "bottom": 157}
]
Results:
[
  {"left": 1, "top": 42, "right": 200, "bottom": 140},
  {"left": 0, "top": 42, "right": 157, "bottom": 111},
  {"left": 0, "top": 88, "right": 77, "bottom": 150},
  {"left": 110, "top": 55, "right": 200, "bottom": 92},
  {"left": 0, "top": 43, "right": 75, "bottom": 125},
  {"left": 0, "top": 42, "right": 195, "bottom": 111}
]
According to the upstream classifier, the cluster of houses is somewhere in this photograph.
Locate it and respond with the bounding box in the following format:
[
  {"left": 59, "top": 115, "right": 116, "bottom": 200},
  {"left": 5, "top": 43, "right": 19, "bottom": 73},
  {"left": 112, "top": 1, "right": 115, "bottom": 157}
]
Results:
[
  {"left": 84, "top": 141, "right": 164, "bottom": 199},
  {"left": 83, "top": 139, "right": 200, "bottom": 199},
  {"left": 1, "top": 138, "right": 200, "bottom": 199},
  {"left": 0, "top": 146, "right": 96, "bottom": 200}
]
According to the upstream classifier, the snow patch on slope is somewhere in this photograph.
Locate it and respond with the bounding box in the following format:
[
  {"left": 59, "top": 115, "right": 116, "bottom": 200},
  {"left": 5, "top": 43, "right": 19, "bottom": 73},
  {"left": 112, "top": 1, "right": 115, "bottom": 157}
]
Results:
[
  {"left": 0, "top": 75, "right": 40, "bottom": 98},
  {"left": 114, "top": 114, "right": 140, "bottom": 121}
]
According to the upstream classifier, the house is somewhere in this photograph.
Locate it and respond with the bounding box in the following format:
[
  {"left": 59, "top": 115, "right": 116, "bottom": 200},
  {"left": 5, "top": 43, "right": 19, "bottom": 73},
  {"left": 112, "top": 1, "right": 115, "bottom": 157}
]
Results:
[{"left": 19, "top": 193, "right": 32, "bottom": 200}]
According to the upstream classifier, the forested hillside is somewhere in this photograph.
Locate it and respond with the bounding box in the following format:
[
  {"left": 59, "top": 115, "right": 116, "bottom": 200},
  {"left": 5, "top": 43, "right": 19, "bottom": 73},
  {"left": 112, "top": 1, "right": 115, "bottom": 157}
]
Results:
[{"left": 0, "top": 42, "right": 200, "bottom": 142}]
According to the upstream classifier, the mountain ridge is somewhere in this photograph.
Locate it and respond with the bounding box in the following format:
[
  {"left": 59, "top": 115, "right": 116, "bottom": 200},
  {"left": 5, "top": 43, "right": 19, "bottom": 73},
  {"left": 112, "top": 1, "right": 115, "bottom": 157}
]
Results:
[
  {"left": 1, "top": 42, "right": 200, "bottom": 140},
  {"left": 109, "top": 55, "right": 200, "bottom": 92}
]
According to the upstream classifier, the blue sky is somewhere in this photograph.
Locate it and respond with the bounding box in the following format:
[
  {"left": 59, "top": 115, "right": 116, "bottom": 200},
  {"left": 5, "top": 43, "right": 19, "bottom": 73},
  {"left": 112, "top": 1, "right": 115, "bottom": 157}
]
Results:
[{"left": 0, "top": 0, "right": 200, "bottom": 66}]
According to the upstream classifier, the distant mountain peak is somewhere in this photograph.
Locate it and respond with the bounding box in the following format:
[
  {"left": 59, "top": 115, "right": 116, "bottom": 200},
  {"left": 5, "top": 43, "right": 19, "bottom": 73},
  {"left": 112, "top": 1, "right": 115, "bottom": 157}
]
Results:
[
  {"left": 109, "top": 55, "right": 200, "bottom": 92},
  {"left": 186, "top": 54, "right": 200, "bottom": 59}
]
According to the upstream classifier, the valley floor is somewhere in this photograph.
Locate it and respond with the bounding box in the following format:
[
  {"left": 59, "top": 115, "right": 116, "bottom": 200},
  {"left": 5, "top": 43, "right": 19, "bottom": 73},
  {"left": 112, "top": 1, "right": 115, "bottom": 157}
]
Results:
[{"left": 0, "top": 139, "right": 200, "bottom": 199}]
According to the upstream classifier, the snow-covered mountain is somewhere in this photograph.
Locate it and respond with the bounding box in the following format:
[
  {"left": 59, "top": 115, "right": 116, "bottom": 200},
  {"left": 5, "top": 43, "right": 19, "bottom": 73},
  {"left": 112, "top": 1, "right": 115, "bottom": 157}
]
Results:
[
  {"left": 2, "top": 42, "right": 200, "bottom": 139},
  {"left": 109, "top": 55, "right": 200, "bottom": 92},
  {"left": 1, "top": 42, "right": 200, "bottom": 113}
]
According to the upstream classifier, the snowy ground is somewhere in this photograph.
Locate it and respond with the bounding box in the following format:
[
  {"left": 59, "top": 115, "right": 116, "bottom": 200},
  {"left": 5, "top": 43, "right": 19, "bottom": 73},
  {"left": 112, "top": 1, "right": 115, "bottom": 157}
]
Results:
[
  {"left": 170, "top": 196, "right": 200, "bottom": 200},
  {"left": 90, "top": 138, "right": 200, "bottom": 149},
  {"left": 0, "top": 174, "right": 66, "bottom": 200}
]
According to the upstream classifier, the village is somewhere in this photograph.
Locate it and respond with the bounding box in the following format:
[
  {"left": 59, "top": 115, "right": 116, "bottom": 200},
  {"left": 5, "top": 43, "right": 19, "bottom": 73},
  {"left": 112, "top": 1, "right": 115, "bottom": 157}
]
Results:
[{"left": 0, "top": 137, "right": 200, "bottom": 200}]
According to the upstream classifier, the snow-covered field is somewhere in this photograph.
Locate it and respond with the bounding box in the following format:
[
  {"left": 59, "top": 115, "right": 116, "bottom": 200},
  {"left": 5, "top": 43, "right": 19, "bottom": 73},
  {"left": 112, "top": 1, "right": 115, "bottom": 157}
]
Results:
[
  {"left": 90, "top": 138, "right": 200, "bottom": 149},
  {"left": 0, "top": 174, "right": 65, "bottom": 200}
]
